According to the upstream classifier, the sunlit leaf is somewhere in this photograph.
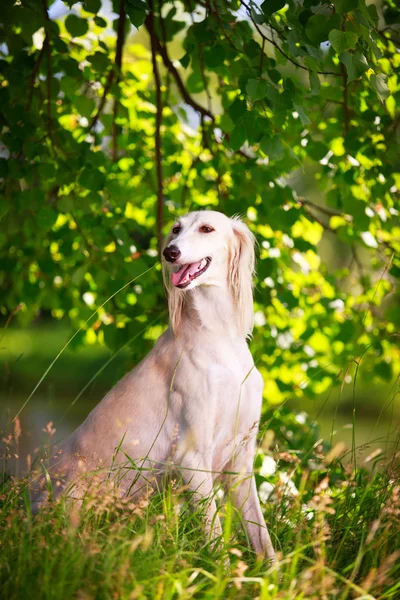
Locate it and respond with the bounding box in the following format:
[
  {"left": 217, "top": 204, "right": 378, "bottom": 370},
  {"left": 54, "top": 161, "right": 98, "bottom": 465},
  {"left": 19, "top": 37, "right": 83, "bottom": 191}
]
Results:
[
  {"left": 329, "top": 29, "right": 359, "bottom": 53},
  {"left": 65, "top": 14, "right": 89, "bottom": 38}
]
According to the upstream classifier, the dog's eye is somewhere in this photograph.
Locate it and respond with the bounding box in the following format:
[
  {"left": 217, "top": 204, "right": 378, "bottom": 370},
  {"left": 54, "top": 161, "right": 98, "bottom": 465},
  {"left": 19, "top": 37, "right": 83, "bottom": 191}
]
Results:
[
  {"left": 200, "top": 225, "right": 214, "bottom": 233},
  {"left": 172, "top": 225, "right": 181, "bottom": 235}
]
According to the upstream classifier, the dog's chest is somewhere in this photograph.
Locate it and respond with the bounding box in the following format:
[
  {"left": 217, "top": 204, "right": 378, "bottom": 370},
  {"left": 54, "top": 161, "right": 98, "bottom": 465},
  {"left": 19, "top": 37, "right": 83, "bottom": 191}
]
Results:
[{"left": 186, "top": 341, "right": 262, "bottom": 427}]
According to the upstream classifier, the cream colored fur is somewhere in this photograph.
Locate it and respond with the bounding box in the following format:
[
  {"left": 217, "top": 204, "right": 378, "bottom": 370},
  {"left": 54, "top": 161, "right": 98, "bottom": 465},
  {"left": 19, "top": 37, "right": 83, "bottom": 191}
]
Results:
[{"left": 32, "top": 210, "right": 275, "bottom": 562}]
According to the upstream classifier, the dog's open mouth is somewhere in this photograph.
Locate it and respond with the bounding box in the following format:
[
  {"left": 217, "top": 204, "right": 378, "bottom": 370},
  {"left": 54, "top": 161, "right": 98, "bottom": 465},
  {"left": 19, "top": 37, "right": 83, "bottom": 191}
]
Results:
[{"left": 171, "top": 257, "right": 212, "bottom": 288}]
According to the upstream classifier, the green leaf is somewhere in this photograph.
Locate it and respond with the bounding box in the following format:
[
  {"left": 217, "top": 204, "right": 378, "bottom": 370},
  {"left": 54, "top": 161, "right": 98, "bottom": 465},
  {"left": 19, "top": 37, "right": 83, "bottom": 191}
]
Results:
[
  {"left": 328, "top": 29, "right": 359, "bottom": 53},
  {"left": 370, "top": 73, "right": 390, "bottom": 102},
  {"left": 78, "top": 168, "right": 106, "bottom": 192},
  {"left": 246, "top": 78, "right": 268, "bottom": 102},
  {"left": 37, "top": 207, "right": 56, "bottom": 231},
  {"left": 375, "top": 360, "right": 392, "bottom": 381},
  {"left": 94, "top": 16, "right": 107, "bottom": 28},
  {"left": 87, "top": 51, "right": 109, "bottom": 72},
  {"left": 0, "top": 159, "right": 8, "bottom": 180},
  {"left": 228, "top": 98, "right": 247, "bottom": 121},
  {"left": 74, "top": 95, "right": 95, "bottom": 118},
  {"left": 306, "top": 15, "right": 330, "bottom": 44},
  {"left": 203, "top": 45, "right": 226, "bottom": 69},
  {"left": 306, "top": 14, "right": 341, "bottom": 45},
  {"left": 260, "top": 0, "right": 285, "bottom": 15},
  {"left": 367, "top": 4, "right": 379, "bottom": 24},
  {"left": 125, "top": 0, "right": 147, "bottom": 28},
  {"left": 161, "top": 7, "right": 185, "bottom": 42},
  {"left": 307, "top": 141, "right": 328, "bottom": 161},
  {"left": 186, "top": 71, "right": 204, "bottom": 94},
  {"left": 65, "top": 14, "right": 89, "bottom": 38},
  {"left": 179, "top": 53, "right": 190, "bottom": 68},
  {"left": 333, "top": 0, "right": 358, "bottom": 14},
  {"left": 83, "top": 0, "right": 101, "bottom": 14},
  {"left": 260, "top": 135, "right": 283, "bottom": 160},
  {"left": 229, "top": 123, "right": 247, "bottom": 151},
  {"left": 339, "top": 51, "right": 369, "bottom": 82}
]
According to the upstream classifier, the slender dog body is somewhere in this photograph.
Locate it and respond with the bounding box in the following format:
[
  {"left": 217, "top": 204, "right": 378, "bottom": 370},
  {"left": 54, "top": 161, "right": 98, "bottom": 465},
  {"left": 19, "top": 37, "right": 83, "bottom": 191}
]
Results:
[{"left": 33, "top": 211, "right": 275, "bottom": 561}]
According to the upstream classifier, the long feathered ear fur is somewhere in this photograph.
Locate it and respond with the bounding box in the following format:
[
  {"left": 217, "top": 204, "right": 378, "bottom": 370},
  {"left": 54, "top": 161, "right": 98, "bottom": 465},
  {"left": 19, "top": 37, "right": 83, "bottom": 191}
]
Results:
[
  {"left": 162, "top": 233, "right": 185, "bottom": 335},
  {"left": 228, "top": 217, "right": 256, "bottom": 339}
]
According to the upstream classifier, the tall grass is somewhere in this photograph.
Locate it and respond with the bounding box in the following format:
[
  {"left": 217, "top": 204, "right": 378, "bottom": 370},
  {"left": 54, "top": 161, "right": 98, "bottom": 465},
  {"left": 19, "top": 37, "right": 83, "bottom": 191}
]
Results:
[
  {"left": 1, "top": 415, "right": 399, "bottom": 599},
  {"left": 1, "top": 272, "right": 399, "bottom": 599}
]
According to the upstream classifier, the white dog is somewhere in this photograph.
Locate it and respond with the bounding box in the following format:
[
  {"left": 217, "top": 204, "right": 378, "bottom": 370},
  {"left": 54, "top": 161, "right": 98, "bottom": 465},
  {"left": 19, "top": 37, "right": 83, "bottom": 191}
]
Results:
[{"left": 33, "top": 210, "right": 275, "bottom": 562}]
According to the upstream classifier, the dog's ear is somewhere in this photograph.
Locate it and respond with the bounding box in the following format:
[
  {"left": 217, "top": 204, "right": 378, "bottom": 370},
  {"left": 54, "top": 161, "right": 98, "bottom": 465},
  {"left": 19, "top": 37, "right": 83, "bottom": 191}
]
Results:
[
  {"left": 162, "top": 232, "right": 185, "bottom": 335},
  {"left": 228, "top": 217, "right": 256, "bottom": 338}
]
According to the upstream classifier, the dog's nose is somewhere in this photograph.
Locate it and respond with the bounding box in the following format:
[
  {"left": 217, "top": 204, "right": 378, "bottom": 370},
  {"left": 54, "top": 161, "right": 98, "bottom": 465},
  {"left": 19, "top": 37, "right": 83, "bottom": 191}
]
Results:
[{"left": 163, "top": 245, "right": 181, "bottom": 263}]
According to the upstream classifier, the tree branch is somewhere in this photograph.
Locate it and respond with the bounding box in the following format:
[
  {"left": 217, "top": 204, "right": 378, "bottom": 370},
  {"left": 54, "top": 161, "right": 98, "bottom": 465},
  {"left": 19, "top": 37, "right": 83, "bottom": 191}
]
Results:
[
  {"left": 90, "top": 2, "right": 126, "bottom": 132},
  {"left": 341, "top": 63, "right": 350, "bottom": 134},
  {"left": 145, "top": 16, "right": 214, "bottom": 121},
  {"left": 112, "top": 0, "right": 126, "bottom": 162},
  {"left": 89, "top": 70, "right": 114, "bottom": 131},
  {"left": 260, "top": 37, "right": 265, "bottom": 75},
  {"left": 351, "top": 244, "right": 365, "bottom": 287},
  {"left": 42, "top": 0, "right": 53, "bottom": 146},
  {"left": 148, "top": 3, "right": 164, "bottom": 256},
  {"left": 241, "top": 0, "right": 343, "bottom": 78},
  {"left": 26, "top": 37, "right": 48, "bottom": 111},
  {"left": 298, "top": 201, "right": 337, "bottom": 233},
  {"left": 297, "top": 197, "right": 343, "bottom": 218}
]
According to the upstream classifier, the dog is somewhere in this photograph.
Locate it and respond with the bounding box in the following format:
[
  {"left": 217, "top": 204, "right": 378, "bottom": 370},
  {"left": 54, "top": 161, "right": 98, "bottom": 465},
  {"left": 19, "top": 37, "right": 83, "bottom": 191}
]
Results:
[{"left": 31, "top": 210, "right": 275, "bottom": 562}]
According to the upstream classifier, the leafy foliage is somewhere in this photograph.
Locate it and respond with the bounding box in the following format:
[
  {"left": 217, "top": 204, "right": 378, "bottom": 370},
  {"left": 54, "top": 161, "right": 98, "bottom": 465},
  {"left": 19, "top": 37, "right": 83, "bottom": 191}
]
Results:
[{"left": 0, "top": 0, "right": 400, "bottom": 406}]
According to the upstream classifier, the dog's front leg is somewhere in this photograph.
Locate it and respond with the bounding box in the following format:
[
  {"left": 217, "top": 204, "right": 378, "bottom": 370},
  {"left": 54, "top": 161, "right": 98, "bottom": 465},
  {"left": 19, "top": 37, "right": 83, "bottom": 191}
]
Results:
[
  {"left": 179, "top": 452, "right": 223, "bottom": 547},
  {"left": 231, "top": 472, "right": 275, "bottom": 563}
]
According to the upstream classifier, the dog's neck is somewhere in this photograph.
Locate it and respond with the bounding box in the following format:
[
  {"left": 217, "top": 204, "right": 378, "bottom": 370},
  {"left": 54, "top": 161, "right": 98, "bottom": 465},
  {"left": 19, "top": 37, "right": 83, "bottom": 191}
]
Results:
[{"left": 179, "top": 283, "right": 245, "bottom": 340}]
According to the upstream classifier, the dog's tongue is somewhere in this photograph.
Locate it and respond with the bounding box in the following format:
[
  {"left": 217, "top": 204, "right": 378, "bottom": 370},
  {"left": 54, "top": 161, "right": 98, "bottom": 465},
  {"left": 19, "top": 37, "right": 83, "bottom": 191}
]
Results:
[{"left": 171, "top": 260, "right": 203, "bottom": 287}]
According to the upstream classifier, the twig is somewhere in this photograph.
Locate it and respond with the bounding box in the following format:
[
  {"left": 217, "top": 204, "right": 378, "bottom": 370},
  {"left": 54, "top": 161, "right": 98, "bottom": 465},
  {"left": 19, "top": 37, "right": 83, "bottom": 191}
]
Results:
[
  {"left": 260, "top": 37, "right": 265, "bottom": 75},
  {"left": 351, "top": 244, "right": 365, "bottom": 277},
  {"left": 89, "top": 70, "right": 114, "bottom": 131},
  {"left": 42, "top": 0, "right": 54, "bottom": 146},
  {"left": 198, "top": 44, "right": 212, "bottom": 114},
  {"left": 297, "top": 197, "right": 343, "bottom": 218},
  {"left": 70, "top": 211, "right": 99, "bottom": 252},
  {"left": 0, "top": 304, "right": 24, "bottom": 346},
  {"left": 340, "top": 53, "right": 350, "bottom": 134},
  {"left": 90, "top": 2, "right": 126, "bottom": 133},
  {"left": 241, "top": 0, "right": 343, "bottom": 77},
  {"left": 26, "top": 37, "right": 48, "bottom": 111},
  {"left": 180, "top": 155, "right": 201, "bottom": 208},
  {"left": 148, "top": 3, "right": 164, "bottom": 256},
  {"left": 299, "top": 202, "right": 336, "bottom": 233},
  {"left": 208, "top": 0, "right": 242, "bottom": 52},
  {"left": 112, "top": 0, "right": 126, "bottom": 161},
  {"left": 145, "top": 16, "right": 214, "bottom": 121}
]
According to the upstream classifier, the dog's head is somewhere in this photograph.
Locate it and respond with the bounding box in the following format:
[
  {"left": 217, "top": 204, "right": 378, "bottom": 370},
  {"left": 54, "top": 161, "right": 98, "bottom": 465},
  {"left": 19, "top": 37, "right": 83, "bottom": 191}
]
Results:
[{"left": 162, "top": 211, "right": 255, "bottom": 337}]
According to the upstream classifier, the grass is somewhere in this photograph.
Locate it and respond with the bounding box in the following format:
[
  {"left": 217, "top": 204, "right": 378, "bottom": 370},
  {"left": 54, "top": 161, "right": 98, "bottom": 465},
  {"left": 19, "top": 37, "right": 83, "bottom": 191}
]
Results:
[
  {"left": 1, "top": 416, "right": 400, "bottom": 600},
  {"left": 1, "top": 318, "right": 400, "bottom": 599}
]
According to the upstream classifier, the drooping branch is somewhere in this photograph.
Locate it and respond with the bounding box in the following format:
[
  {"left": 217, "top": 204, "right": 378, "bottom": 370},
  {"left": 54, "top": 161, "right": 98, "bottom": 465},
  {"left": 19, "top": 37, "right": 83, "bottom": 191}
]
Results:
[
  {"left": 198, "top": 44, "right": 212, "bottom": 115},
  {"left": 26, "top": 37, "right": 48, "bottom": 111},
  {"left": 145, "top": 16, "right": 214, "bottom": 121},
  {"left": 89, "top": 70, "right": 114, "bottom": 131},
  {"left": 148, "top": 3, "right": 164, "bottom": 255},
  {"left": 297, "top": 197, "right": 343, "bottom": 218},
  {"left": 341, "top": 63, "right": 350, "bottom": 134},
  {"left": 90, "top": 1, "right": 126, "bottom": 132},
  {"left": 240, "top": 0, "right": 343, "bottom": 78},
  {"left": 42, "top": 0, "right": 54, "bottom": 146},
  {"left": 112, "top": 0, "right": 126, "bottom": 161},
  {"left": 297, "top": 199, "right": 337, "bottom": 233}
]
